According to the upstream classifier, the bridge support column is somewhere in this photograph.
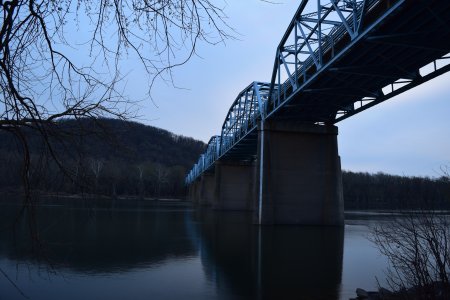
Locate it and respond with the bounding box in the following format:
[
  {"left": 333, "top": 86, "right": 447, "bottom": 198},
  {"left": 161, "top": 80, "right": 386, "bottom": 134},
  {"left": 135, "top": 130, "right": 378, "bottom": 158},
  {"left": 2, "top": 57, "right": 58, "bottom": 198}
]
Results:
[
  {"left": 254, "top": 121, "right": 344, "bottom": 226},
  {"left": 213, "top": 161, "right": 255, "bottom": 211},
  {"left": 188, "top": 179, "right": 201, "bottom": 205},
  {"left": 187, "top": 184, "right": 194, "bottom": 202},
  {"left": 198, "top": 173, "right": 215, "bottom": 206}
]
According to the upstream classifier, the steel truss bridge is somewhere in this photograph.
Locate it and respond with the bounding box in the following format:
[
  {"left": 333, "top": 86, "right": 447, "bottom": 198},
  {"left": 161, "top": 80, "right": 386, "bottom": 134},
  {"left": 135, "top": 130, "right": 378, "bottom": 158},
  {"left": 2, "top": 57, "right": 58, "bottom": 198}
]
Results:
[{"left": 186, "top": 0, "right": 450, "bottom": 185}]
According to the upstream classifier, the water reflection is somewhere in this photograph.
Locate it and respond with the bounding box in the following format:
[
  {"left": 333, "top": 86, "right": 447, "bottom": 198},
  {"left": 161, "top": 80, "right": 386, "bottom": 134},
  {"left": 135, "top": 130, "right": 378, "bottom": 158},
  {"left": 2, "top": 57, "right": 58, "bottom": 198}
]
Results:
[
  {"left": 0, "top": 199, "right": 346, "bottom": 300},
  {"left": 195, "top": 209, "right": 344, "bottom": 299},
  {"left": 0, "top": 200, "right": 197, "bottom": 274}
]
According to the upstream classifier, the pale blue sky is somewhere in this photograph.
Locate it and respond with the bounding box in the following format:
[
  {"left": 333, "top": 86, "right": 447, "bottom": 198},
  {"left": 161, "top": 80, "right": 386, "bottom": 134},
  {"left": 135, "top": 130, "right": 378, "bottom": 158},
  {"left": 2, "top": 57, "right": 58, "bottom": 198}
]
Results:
[{"left": 128, "top": 1, "right": 450, "bottom": 178}]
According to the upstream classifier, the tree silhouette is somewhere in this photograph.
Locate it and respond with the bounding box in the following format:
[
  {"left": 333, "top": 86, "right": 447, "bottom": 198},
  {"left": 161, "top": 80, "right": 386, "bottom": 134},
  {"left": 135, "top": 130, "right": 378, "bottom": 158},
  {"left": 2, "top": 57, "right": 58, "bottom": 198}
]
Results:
[
  {"left": 0, "top": 0, "right": 232, "bottom": 200},
  {"left": 0, "top": 1, "right": 232, "bottom": 264}
]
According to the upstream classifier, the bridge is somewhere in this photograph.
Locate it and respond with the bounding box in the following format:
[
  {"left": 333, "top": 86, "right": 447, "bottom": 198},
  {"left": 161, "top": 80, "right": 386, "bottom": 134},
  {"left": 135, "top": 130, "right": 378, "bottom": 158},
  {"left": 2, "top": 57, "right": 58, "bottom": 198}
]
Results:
[{"left": 185, "top": 0, "right": 450, "bottom": 225}]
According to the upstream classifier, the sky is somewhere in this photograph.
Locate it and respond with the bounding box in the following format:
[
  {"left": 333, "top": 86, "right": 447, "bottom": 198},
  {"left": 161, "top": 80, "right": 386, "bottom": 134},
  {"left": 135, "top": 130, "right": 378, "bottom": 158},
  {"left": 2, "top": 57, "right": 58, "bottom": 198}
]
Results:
[{"left": 125, "top": 1, "right": 450, "bottom": 178}]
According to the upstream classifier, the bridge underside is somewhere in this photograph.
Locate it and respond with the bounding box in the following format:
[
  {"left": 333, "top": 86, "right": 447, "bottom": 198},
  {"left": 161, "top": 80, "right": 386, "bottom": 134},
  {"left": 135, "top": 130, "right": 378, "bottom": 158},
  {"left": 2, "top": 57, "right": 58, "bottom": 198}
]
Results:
[{"left": 269, "top": 1, "right": 450, "bottom": 123}]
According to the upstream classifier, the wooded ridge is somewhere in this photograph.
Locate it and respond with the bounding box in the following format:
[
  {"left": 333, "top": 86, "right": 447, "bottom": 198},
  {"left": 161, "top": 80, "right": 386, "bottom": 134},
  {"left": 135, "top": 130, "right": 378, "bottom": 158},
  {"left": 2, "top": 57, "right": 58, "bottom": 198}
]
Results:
[{"left": 0, "top": 118, "right": 448, "bottom": 208}]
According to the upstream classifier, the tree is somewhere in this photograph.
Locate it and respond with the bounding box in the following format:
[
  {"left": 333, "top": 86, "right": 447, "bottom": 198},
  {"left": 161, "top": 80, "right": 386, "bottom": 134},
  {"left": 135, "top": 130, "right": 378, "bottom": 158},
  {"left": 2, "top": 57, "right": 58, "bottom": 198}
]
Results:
[
  {"left": 90, "top": 158, "right": 104, "bottom": 192},
  {"left": 0, "top": 0, "right": 232, "bottom": 198},
  {"left": 137, "top": 164, "right": 145, "bottom": 198},
  {"left": 371, "top": 169, "right": 450, "bottom": 299},
  {"left": 372, "top": 213, "right": 450, "bottom": 299},
  {"left": 153, "top": 163, "right": 168, "bottom": 197}
]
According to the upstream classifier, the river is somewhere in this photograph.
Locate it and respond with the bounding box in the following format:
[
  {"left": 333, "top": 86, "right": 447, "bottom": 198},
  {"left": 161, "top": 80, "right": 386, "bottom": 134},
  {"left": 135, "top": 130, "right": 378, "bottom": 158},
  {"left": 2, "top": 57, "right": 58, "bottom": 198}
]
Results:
[{"left": 0, "top": 199, "right": 395, "bottom": 300}]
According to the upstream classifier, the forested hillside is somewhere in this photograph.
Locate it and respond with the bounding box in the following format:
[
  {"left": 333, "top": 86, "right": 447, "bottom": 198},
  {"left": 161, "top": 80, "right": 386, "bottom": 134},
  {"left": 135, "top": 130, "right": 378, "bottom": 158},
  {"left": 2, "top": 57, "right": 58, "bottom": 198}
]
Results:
[
  {"left": 1, "top": 118, "right": 449, "bottom": 208},
  {"left": 0, "top": 118, "right": 205, "bottom": 197},
  {"left": 342, "top": 171, "right": 450, "bottom": 210}
]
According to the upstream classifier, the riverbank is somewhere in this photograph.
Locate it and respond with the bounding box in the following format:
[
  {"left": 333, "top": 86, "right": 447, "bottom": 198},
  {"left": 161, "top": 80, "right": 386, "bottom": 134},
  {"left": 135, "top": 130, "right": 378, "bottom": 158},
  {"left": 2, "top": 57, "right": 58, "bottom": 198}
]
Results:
[
  {"left": 0, "top": 189, "right": 185, "bottom": 203},
  {"left": 351, "top": 282, "right": 450, "bottom": 300}
]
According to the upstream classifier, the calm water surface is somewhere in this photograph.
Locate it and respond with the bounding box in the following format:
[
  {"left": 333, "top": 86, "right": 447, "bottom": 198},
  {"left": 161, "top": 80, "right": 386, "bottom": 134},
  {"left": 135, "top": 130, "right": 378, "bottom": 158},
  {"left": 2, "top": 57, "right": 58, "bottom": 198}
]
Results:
[{"left": 0, "top": 199, "right": 392, "bottom": 300}]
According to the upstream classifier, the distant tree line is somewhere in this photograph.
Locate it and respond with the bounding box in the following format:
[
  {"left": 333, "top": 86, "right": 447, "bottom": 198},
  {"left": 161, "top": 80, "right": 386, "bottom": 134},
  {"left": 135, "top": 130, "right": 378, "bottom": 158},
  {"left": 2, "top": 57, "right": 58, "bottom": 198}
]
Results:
[
  {"left": 0, "top": 154, "right": 188, "bottom": 198},
  {"left": 0, "top": 119, "right": 205, "bottom": 199},
  {"left": 1, "top": 118, "right": 449, "bottom": 208},
  {"left": 343, "top": 171, "right": 450, "bottom": 210}
]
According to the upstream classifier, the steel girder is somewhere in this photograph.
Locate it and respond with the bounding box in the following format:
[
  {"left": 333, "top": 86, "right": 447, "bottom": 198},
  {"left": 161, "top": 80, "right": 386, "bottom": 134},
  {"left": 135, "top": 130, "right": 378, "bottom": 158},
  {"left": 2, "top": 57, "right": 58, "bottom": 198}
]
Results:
[
  {"left": 334, "top": 54, "right": 450, "bottom": 122},
  {"left": 186, "top": 0, "right": 382, "bottom": 185},
  {"left": 266, "top": 0, "right": 394, "bottom": 119},
  {"left": 219, "top": 82, "right": 271, "bottom": 157},
  {"left": 267, "top": 0, "right": 450, "bottom": 124},
  {"left": 186, "top": 0, "right": 450, "bottom": 185},
  {"left": 185, "top": 82, "right": 271, "bottom": 185},
  {"left": 185, "top": 135, "right": 221, "bottom": 185}
]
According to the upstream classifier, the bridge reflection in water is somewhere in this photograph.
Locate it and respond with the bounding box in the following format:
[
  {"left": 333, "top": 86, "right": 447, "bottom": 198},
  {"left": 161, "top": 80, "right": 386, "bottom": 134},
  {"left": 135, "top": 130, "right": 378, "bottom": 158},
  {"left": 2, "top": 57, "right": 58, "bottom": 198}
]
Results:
[
  {"left": 195, "top": 209, "right": 344, "bottom": 299},
  {"left": 0, "top": 200, "right": 344, "bottom": 300}
]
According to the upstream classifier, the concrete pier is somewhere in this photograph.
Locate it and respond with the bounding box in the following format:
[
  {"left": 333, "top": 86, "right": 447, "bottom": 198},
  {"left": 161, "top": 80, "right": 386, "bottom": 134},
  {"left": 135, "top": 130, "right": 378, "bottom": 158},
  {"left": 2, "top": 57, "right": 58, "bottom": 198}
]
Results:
[
  {"left": 213, "top": 160, "right": 255, "bottom": 211},
  {"left": 188, "top": 179, "right": 201, "bottom": 205},
  {"left": 198, "top": 173, "right": 215, "bottom": 207},
  {"left": 254, "top": 121, "right": 344, "bottom": 226}
]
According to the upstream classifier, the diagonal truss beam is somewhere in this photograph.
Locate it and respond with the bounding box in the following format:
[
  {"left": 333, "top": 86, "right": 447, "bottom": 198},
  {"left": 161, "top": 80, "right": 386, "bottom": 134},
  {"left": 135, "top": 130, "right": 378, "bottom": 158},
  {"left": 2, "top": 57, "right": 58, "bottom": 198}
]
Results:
[{"left": 186, "top": 0, "right": 450, "bottom": 185}]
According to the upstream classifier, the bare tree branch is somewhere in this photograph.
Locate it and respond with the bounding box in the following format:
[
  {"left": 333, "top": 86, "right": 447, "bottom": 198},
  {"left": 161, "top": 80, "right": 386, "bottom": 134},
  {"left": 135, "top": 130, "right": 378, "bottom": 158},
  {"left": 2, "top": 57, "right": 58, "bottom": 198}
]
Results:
[{"left": 0, "top": 0, "right": 233, "bottom": 191}]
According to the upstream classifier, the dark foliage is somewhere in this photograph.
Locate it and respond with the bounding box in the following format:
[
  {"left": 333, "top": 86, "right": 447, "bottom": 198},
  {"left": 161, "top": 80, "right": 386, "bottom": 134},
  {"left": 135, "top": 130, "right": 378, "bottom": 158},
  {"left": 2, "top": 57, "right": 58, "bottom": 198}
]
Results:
[
  {"left": 1, "top": 120, "right": 449, "bottom": 206},
  {"left": 343, "top": 171, "right": 450, "bottom": 210},
  {"left": 0, "top": 118, "right": 205, "bottom": 198}
]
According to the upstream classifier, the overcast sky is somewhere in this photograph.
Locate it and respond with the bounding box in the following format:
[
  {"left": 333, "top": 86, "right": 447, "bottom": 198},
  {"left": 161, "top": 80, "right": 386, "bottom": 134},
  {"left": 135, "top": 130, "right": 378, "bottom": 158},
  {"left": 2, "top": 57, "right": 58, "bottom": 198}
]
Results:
[{"left": 126, "top": 1, "right": 450, "bottom": 178}]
